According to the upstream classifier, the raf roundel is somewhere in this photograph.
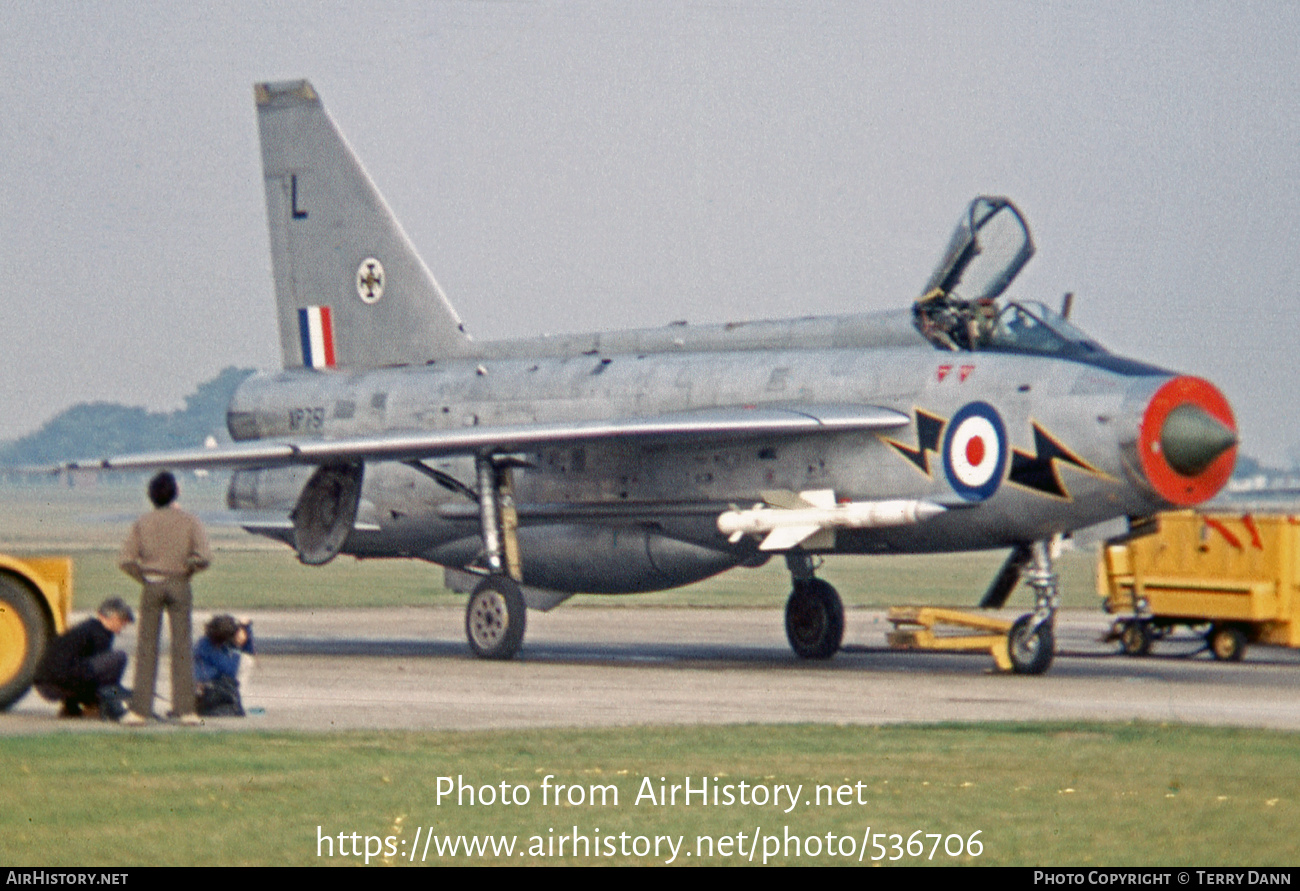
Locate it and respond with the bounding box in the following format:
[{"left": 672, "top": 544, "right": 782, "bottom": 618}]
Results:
[
  {"left": 942, "top": 401, "right": 1008, "bottom": 502},
  {"left": 356, "top": 257, "right": 385, "bottom": 304}
]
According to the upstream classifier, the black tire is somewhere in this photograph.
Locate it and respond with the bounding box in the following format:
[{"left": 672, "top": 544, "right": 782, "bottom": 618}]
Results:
[
  {"left": 465, "top": 575, "right": 526, "bottom": 660},
  {"left": 1208, "top": 624, "right": 1247, "bottom": 662},
  {"left": 1008, "top": 614, "right": 1054, "bottom": 675},
  {"left": 784, "top": 579, "right": 844, "bottom": 660},
  {"left": 0, "top": 575, "right": 50, "bottom": 711},
  {"left": 1119, "top": 620, "right": 1153, "bottom": 657}
]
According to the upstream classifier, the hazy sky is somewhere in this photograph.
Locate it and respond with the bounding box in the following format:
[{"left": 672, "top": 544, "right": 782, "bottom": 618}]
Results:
[{"left": 2, "top": 2, "right": 1297, "bottom": 462}]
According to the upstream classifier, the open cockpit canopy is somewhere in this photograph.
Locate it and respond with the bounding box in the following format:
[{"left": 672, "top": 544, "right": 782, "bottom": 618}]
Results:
[
  {"left": 913, "top": 197, "right": 1105, "bottom": 360},
  {"left": 921, "top": 196, "right": 1034, "bottom": 306}
]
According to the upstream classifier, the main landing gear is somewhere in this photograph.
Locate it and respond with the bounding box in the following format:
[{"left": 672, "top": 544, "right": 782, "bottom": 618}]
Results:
[
  {"left": 783, "top": 551, "right": 844, "bottom": 660},
  {"left": 979, "top": 539, "right": 1060, "bottom": 674},
  {"left": 465, "top": 453, "right": 526, "bottom": 660}
]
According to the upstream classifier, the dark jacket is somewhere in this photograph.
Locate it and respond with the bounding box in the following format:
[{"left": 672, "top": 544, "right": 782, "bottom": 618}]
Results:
[{"left": 35, "top": 618, "right": 113, "bottom": 686}]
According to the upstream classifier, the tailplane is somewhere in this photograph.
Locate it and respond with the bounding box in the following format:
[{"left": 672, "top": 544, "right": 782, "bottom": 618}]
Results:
[{"left": 256, "top": 80, "right": 474, "bottom": 369}]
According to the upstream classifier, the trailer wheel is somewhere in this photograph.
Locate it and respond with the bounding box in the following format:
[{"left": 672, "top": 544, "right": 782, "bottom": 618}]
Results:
[
  {"left": 1208, "top": 625, "right": 1246, "bottom": 662},
  {"left": 0, "top": 576, "right": 50, "bottom": 711},
  {"left": 1119, "top": 620, "right": 1153, "bottom": 657}
]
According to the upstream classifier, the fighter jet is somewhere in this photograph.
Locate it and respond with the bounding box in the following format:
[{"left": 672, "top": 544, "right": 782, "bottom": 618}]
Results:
[{"left": 75, "top": 80, "right": 1238, "bottom": 673}]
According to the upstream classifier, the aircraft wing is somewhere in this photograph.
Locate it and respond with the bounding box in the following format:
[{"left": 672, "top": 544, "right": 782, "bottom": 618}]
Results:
[{"left": 68, "top": 403, "right": 909, "bottom": 471}]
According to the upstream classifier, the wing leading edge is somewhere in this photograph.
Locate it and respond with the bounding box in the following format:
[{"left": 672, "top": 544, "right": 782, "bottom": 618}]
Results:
[{"left": 69, "top": 403, "right": 910, "bottom": 472}]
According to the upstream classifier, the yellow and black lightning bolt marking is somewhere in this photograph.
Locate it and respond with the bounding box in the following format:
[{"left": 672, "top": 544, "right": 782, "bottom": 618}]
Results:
[
  {"left": 1007, "top": 422, "right": 1107, "bottom": 500},
  {"left": 884, "top": 409, "right": 946, "bottom": 478}
]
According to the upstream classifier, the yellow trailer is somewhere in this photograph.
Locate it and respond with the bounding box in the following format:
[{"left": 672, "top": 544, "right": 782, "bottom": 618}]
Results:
[
  {"left": 1098, "top": 510, "right": 1300, "bottom": 660},
  {"left": 0, "top": 555, "right": 73, "bottom": 710}
]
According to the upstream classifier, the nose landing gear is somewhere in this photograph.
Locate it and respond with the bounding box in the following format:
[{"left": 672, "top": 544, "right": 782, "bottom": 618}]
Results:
[
  {"left": 979, "top": 538, "right": 1060, "bottom": 675},
  {"left": 1006, "top": 540, "right": 1059, "bottom": 675}
]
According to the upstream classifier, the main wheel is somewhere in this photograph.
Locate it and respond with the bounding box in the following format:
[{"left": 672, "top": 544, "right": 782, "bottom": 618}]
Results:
[
  {"left": 0, "top": 576, "right": 49, "bottom": 711},
  {"left": 784, "top": 579, "right": 844, "bottom": 660},
  {"left": 1119, "top": 620, "right": 1153, "bottom": 657},
  {"left": 1008, "top": 614, "right": 1054, "bottom": 675},
  {"left": 1208, "top": 624, "right": 1246, "bottom": 662},
  {"left": 465, "top": 575, "right": 526, "bottom": 660}
]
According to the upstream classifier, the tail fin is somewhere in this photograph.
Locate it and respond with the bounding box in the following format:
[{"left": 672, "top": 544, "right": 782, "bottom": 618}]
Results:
[{"left": 255, "top": 80, "right": 474, "bottom": 369}]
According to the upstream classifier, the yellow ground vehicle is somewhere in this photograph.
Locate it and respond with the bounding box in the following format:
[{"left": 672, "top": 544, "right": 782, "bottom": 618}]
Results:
[
  {"left": 1098, "top": 510, "right": 1300, "bottom": 660},
  {"left": 0, "top": 555, "right": 73, "bottom": 710}
]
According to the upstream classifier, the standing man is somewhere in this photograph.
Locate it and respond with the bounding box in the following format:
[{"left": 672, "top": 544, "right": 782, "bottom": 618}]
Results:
[
  {"left": 34, "top": 596, "right": 134, "bottom": 719},
  {"left": 119, "top": 471, "right": 211, "bottom": 725}
]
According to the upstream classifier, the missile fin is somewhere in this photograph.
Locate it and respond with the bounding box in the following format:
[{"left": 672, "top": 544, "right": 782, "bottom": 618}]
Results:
[
  {"left": 761, "top": 490, "right": 805, "bottom": 510},
  {"left": 798, "top": 489, "right": 837, "bottom": 509},
  {"left": 759, "top": 524, "right": 826, "bottom": 551}
]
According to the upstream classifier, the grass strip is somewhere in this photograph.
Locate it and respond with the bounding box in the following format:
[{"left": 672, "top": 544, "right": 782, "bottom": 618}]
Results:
[{"left": 1, "top": 722, "right": 1295, "bottom": 866}]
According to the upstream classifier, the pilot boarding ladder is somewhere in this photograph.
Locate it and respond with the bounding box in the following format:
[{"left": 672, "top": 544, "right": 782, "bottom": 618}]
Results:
[{"left": 886, "top": 607, "right": 1014, "bottom": 672}]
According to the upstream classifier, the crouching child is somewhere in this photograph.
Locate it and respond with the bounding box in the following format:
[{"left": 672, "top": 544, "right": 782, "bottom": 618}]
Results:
[{"left": 194, "top": 614, "right": 254, "bottom": 717}]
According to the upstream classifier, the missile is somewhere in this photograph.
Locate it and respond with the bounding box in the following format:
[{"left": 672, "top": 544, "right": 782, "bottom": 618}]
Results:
[{"left": 716, "top": 490, "right": 947, "bottom": 552}]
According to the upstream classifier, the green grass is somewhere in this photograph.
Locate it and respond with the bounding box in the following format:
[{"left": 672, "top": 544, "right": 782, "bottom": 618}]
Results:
[
  {"left": 67, "top": 547, "right": 461, "bottom": 610},
  {"left": 0, "top": 723, "right": 1295, "bottom": 866},
  {"left": 58, "top": 546, "right": 1099, "bottom": 611}
]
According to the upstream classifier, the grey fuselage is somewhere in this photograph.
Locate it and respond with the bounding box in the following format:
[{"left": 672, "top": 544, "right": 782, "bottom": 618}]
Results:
[{"left": 226, "top": 305, "right": 1178, "bottom": 594}]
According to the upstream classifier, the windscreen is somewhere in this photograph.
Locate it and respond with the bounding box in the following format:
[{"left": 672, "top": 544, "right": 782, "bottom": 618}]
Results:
[{"left": 985, "top": 301, "right": 1104, "bottom": 355}]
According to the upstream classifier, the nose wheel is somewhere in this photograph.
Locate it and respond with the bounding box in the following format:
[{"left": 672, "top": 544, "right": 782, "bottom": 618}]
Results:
[
  {"left": 1005, "top": 539, "right": 1060, "bottom": 675},
  {"left": 1008, "top": 614, "right": 1054, "bottom": 675}
]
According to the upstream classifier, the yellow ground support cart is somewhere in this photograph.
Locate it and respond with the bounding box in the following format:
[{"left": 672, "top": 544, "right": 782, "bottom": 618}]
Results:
[
  {"left": 0, "top": 555, "right": 73, "bottom": 709},
  {"left": 1098, "top": 510, "right": 1300, "bottom": 660}
]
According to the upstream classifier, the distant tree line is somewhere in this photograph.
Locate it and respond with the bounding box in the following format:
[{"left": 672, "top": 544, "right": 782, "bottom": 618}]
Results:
[{"left": 0, "top": 367, "right": 255, "bottom": 466}]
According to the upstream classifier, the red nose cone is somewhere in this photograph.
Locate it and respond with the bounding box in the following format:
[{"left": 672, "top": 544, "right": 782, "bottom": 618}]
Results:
[{"left": 1138, "top": 376, "right": 1237, "bottom": 506}]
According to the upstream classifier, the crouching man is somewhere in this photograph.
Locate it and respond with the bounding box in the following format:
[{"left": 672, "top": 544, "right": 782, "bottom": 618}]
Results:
[{"left": 34, "top": 597, "right": 135, "bottom": 719}]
